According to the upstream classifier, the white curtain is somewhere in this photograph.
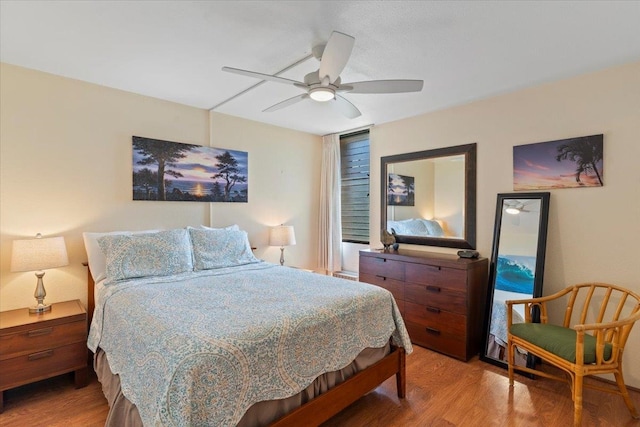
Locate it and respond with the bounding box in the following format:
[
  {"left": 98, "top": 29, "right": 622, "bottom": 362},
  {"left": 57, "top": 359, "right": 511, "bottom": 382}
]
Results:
[{"left": 318, "top": 134, "right": 342, "bottom": 274}]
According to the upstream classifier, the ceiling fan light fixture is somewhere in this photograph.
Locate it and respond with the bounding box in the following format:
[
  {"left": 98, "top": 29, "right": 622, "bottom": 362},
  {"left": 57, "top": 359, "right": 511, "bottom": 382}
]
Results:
[
  {"left": 505, "top": 207, "right": 521, "bottom": 215},
  {"left": 309, "top": 87, "right": 335, "bottom": 102}
]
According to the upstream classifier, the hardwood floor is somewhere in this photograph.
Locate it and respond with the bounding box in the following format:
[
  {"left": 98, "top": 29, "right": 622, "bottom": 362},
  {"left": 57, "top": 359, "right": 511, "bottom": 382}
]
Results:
[{"left": 1, "top": 346, "right": 638, "bottom": 426}]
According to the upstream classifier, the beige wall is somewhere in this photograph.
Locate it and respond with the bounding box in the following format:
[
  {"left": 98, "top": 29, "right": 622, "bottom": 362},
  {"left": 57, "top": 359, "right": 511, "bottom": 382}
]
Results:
[
  {"left": 208, "top": 113, "right": 321, "bottom": 269},
  {"left": 370, "top": 61, "right": 640, "bottom": 387},
  {"left": 0, "top": 63, "right": 321, "bottom": 312}
]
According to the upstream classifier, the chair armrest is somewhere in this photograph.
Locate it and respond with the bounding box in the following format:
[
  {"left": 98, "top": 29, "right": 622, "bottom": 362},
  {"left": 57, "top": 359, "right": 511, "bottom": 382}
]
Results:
[
  {"left": 573, "top": 310, "right": 640, "bottom": 365},
  {"left": 506, "top": 287, "right": 575, "bottom": 324},
  {"left": 575, "top": 309, "right": 640, "bottom": 332},
  {"left": 506, "top": 286, "right": 574, "bottom": 306}
]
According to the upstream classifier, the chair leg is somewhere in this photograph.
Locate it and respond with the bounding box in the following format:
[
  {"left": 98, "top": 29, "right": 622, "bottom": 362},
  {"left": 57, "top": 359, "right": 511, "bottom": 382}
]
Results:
[
  {"left": 614, "top": 371, "right": 640, "bottom": 419},
  {"left": 507, "top": 341, "right": 515, "bottom": 386},
  {"left": 573, "top": 374, "right": 584, "bottom": 427}
]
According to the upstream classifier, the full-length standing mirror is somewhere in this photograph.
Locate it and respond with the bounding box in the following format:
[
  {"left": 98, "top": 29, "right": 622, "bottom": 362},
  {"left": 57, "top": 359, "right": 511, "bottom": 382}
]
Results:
[
  {"left": 380, "top": 143, "right": 477, "bottom": 249},
  {"left": 481, "top": 192, "right": 550, "bottom": 369}
]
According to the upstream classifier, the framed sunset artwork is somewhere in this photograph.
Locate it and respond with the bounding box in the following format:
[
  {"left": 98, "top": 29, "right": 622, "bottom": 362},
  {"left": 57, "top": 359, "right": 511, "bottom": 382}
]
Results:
[
  {"left": 387, "top": 173, "right": 415, "bottom": 206},
  {"left": 513, "top": 134, "right": 603, "bottom": 191},
  {"left": 132, "top": 136, "right": 248, "bottom": 202}
]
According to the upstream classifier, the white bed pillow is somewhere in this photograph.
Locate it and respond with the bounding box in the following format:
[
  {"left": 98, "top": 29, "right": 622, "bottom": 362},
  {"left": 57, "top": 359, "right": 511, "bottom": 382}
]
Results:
[
  {"left": 188, "top": 228, "right": 258, "bottom": 270},
  {"left": 199, "top": 224, "right": 240, "bottom": 231},
  {"left": 83, "top": 229, "right": 161, "bottom": 283},
  {"left": 418, "top": 219, "right": 445, "bottom": 237},
  {"left": 98, "top": 229, "right": 193, "bottom": 284},
  {"left": 401, "top": 219, "right": 429, "bottom": 235}
]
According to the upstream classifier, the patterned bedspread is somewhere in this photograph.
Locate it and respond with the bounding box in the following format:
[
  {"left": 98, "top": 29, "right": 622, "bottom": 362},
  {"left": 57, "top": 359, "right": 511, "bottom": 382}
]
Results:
[
  {"left": 490, "top": 298, "right": 525, "bottom": 347},
  {"left": 88, "top": 262, "right": 412, "bottom": 426}
]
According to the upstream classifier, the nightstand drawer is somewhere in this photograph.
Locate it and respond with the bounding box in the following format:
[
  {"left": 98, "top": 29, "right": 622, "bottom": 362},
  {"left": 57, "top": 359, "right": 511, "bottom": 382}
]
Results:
[
  {"left": 0, "top": 320, "right": 86, "bottom": 358},
  {"left": 0, "top": 341, "right": 86, "bottom": 390}
]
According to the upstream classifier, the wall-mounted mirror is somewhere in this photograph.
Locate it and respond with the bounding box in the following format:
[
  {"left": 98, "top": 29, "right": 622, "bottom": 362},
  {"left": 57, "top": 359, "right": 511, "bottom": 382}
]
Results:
[
  {"left": 380, "top": 143, "right": 476, "bottom": 249},
  {"left": 481, "top": 192, "right": 550, "bottom": 369}
]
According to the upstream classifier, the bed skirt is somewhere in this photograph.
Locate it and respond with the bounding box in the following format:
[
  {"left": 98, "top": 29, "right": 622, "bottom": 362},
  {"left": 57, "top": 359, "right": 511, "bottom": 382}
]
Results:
[{"left": 95, "top": 343, "right": 390, "bottom": 426}]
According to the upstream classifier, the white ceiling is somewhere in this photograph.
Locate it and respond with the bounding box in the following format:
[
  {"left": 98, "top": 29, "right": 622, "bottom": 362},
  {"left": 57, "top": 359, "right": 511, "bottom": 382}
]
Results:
[{"left": 2, "top": 1, "right": 639, "bottom": 136}]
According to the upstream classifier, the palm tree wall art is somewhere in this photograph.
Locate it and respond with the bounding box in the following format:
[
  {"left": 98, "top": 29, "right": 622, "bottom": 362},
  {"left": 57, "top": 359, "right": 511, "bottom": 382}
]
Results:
[{"left": 513, "top": 134, "right": 603, "bottom": 190}]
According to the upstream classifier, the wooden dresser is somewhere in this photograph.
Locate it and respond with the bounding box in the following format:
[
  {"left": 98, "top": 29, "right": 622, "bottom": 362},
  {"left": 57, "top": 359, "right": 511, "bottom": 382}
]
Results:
[
  {"left": 359, "top": 249, "right": 488, "bottom": 361},
  {"left": 0, "top": 300, "right": 88, "bottom": 412}
]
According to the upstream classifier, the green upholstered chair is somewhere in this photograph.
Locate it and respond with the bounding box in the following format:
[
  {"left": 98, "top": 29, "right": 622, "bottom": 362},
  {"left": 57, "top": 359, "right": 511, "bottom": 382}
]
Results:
[{"left": 506, "top": 283, "right": 640, "bottom": 427}]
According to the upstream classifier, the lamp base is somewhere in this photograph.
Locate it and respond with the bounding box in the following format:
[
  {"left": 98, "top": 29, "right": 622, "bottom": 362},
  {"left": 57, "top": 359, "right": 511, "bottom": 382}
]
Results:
[{"left": 29, "top": 303, "right": 51, "bottom": 314}]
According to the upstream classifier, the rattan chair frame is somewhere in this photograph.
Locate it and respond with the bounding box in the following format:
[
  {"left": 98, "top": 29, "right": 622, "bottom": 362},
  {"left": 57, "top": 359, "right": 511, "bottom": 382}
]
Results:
[{"left": 505, "top": 282, "right": 640, "bottom": 427}]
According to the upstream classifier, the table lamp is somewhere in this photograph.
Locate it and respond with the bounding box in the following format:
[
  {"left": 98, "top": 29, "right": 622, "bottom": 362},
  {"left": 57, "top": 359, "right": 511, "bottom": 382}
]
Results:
[
  {"left": 269, "top": 225, "right": 296, "bottom": 266},
  {"left": 11, "top": 233, "right": 69, "bottom": 313}
]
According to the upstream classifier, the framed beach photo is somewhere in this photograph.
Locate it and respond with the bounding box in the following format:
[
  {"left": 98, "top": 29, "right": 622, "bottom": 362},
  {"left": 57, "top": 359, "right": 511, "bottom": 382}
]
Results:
[
  {"left": 132, "top": 136, "right": 248, "bottom": 202},
  {"left": 513, "top": 134, "right": 603, "bottom": 191}
]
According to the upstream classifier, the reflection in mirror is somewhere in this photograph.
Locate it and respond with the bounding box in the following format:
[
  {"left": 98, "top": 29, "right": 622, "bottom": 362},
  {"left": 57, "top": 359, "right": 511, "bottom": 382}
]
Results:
[
  {"left": 481, "top": 192, "right": 550, "bottom": 369},
  {"left": 381, "top": 143, "right": 476, "bottom": 249},
  {"left": 387, "top": 155, "right": 465, "bottom": 238}
]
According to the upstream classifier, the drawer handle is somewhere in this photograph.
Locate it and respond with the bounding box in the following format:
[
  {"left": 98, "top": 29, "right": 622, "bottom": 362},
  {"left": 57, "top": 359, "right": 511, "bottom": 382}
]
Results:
[
  {"left": 426, "top": 306, "right": 441, "bottom": 314},
  {"left": 426, "top": 286, "right": 441, "bottom": 293},
  {"left": 28, "top": 349, "right": 54, "bottom": 361},
  {"left": 375, "top": 275, "right": 387, "bottom": 281},
  {"left": 425, "top": 327, "right": 441, "bottom": 336},
  {"left": 28, "top": 327, "right": 53, "bottom": 337}
]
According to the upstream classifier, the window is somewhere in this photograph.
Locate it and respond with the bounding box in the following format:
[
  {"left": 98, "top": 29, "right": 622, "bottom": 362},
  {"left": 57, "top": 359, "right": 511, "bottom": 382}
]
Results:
[{"left": 340, "top": 130, "right": 370, "bottom": 243}]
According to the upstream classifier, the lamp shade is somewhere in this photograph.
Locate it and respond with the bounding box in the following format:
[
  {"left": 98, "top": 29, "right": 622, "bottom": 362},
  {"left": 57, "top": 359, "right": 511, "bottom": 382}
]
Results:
[
  {"left": 269, "top": 225, "right": 296, "bottom": 247},
  {"left": 11, "top": 235, "right": 69, "bottom": 273}
]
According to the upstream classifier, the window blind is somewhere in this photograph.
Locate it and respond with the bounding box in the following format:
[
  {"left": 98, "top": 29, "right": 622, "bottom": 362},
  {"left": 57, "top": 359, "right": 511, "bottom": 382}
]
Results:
[{"left": 340, "top": 131, "right": 370, "bottom": 244}]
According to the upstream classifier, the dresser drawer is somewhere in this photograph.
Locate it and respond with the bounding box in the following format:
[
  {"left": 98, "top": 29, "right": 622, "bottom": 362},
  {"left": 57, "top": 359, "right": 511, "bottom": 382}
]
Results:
[
  {"left": 405, "top": 283, "right": 467, "bottom": 315},
  {"left": 0, "top": 320, "right": 86, "bottom": 358},
  {"left": 404, "top": 301, "right": 466, "bottom": 336},
  {"left": 359, "top": 255, "right": 405, "bottom": 281},
  {"left": 405, "top": 321, "right": 466, "bottom": 360},
  {"left": 0, "top": 341, "right": 86, "bottom": 390},
  {"left": 405, "top": 263, "right": 467, "bottom": 292},
  {"left": 359, "top": 273, "right": 405, "bottom": 303}
]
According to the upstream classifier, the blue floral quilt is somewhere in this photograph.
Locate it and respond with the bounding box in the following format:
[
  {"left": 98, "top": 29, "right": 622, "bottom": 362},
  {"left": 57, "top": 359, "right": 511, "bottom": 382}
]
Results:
[{"left": 88, "top": 262, "right": 412, "bottom": 426}]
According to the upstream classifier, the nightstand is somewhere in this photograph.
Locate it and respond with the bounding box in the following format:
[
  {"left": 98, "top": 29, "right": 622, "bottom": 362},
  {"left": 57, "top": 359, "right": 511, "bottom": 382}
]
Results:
[{"left": 0, "top": 299, "right": 88, "bottom": 412}]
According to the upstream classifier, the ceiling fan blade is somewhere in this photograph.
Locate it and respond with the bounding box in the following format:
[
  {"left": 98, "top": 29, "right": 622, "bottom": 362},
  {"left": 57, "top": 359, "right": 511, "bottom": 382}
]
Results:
[
  {"left": 343, "top": 80, "right": 424, "bottom": 94},
  {"left": 319, "top": 31, "right": 355, "bottom": 84},
  {"left": 263, "top": 94, "right": 308, "bottom": 112},
  {"left": 332, "top": 95, "right": 361, "bottom": 119},
  {"left": 222, "top": 66, "right": 306, "bottom": 87}
]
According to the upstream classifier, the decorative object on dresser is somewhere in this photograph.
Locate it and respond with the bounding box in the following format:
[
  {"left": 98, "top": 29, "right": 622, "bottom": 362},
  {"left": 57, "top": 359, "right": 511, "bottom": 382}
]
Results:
[
  {"left": 359, "top": 249, "right": 488, "bottom": 361},
  {"left": 480, "top": 192, "right": 550, "bottom": 370},
  {"left": 269, "top": 224, "right": 296, "bottom": 266},
  {"left": 10, "top": 233, "right": 69, "bottom": 313},
  {"left": 0, "top": 300, "right": 88, "bottom": 412}
]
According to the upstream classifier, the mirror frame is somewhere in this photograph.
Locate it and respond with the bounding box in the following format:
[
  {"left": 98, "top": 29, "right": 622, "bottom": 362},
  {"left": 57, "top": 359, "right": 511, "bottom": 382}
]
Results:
[
  {"left": 480, "top": 191, "right": 550, "bottom": 370},
  {"left": 380, "top": 143, "right": 477, "bottom": 249}
]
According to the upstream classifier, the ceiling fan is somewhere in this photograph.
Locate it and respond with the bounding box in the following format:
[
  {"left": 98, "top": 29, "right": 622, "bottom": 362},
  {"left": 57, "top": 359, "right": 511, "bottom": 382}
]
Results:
[
  {"left": 222, "top": 31, "right": 424, "bottom": 119},
  {"left": 504, "top": 200, "right": 540, "bottom": 215}
]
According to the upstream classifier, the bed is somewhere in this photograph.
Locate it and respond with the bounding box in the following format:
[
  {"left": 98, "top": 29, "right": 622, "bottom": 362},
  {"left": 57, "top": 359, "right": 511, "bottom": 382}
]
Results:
[
  {"left": 84, "top": 227, "right": 412, "bottom": 426},
  {"left": 486, "top": 290, "right": 527, "bottom": 366}
]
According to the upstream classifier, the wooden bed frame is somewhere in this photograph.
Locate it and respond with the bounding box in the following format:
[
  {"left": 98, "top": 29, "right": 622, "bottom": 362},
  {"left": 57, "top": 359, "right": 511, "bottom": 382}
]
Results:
[{"left": 85, "top": 267, "right": 407, "bottom": 426}]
